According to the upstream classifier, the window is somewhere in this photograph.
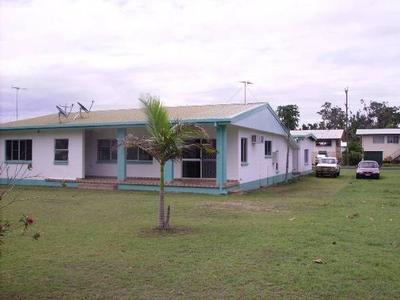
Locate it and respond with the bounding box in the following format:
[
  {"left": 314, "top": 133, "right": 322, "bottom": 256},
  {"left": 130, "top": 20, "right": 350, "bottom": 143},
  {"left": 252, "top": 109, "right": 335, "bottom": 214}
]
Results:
[
  {"left": 387, "top": 135, "right": 399, "bottom": 144},
  {"left": 5, "top": 139, "right": 32, "bottom": 161},
  {"left": 264, "top": 140, "right": 272, "bottom": 156},
  {"left": 359, "top": 161, "right": 379, "bottom": 168},
  {"left": 320, "top": 158, "right": 337, "bottom": 164},
  {"left": 54, "top": 139, "right": 69, "bottom": 162},
  {"left": 241, "top": 138, "right": 248, "bottom": 163},
  {"left": 97, "top": 139, "right": 117, "bottom": 161},
  {"left": 316, "top": 140, "right": 332, "bottom": 146},
  {"left": 126, "top": 146, "right": 152, "bottom": 161},
  {"left": 373, "top": 135, "right": 384, "bottom": 144},
  {"left": 182, "top": 139, "right": 216, "bottom": 178},
  {"left": 304, "top": 149, "right": 309, "bottom": 164}
]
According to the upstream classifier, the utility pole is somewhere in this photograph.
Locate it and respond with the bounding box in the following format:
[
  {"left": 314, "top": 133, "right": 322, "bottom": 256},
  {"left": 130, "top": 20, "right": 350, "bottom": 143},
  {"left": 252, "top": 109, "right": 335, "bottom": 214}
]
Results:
[
  {"left": 12, "top": 86, "right": 27, "bottom": 120},
  {"left": 239, "top": 81, "right": 252, "bottom": 104},
  {"left": 344, "top": 87, "right": 349, "bottom": 166}
]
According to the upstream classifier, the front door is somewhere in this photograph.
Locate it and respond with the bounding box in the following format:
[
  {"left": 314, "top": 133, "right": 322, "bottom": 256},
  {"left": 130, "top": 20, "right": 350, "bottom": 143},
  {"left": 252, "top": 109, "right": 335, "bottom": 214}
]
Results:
[{"left": 182, "top": 139, "right": 216, "bottom": 178}]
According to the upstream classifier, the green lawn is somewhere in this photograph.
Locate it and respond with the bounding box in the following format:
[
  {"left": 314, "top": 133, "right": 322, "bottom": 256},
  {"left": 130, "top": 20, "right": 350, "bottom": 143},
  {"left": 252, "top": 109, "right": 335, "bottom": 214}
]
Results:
[{"left": 1, "top": 169, "right": 400, "bottom": 299}]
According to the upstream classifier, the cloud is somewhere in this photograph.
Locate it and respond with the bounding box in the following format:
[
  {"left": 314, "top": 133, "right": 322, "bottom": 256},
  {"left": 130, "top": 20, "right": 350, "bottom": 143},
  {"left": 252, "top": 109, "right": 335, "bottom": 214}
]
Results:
[{"left": 1, "top": 0, "right": 399, "bottom": 123}]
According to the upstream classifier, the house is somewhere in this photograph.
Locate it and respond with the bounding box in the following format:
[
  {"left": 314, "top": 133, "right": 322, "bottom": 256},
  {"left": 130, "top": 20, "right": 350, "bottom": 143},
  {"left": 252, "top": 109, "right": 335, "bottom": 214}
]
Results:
[
  {"left": 291, "top": 129, "right": 344, "bottom": 163},
  {"left": 356, "top": 128, "right": 400, "bottom": 164},
  {"left": 0, "top": 102, "right": 307, "bottom": 194},
  {"left": 290, "top": 131, "right": 317, "bottom": 174}
]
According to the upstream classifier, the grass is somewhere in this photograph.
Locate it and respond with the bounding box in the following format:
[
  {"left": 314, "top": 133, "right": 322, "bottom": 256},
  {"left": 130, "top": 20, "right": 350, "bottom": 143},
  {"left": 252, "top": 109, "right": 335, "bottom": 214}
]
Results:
[{"left": 1, "top": 169, "right": 400, "bottom": 299}]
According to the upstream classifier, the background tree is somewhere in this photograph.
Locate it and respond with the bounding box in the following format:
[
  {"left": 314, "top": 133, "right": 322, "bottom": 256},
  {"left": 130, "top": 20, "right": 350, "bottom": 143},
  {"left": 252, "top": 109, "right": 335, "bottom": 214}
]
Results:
[
  {"left": 361, "top": 100, "right": 400, "bottom": 128},
  {"left": 277, "top": 105, "right": 300, "bottom": 131},
  {"left": 302, "top": 122, "right": 320, "bottom": 130},
  {"left": 125, "top": 95, "right": 209, "bottom": 230},
  {"left": 317, "top": 102, "right": 346, "bottom": 129},
  {"left": 276, "top": 105, "right": 300, "bottom": 182}
]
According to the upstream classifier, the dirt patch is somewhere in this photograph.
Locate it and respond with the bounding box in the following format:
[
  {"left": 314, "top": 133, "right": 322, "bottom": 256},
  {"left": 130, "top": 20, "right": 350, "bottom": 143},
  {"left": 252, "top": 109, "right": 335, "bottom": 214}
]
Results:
[
  {"left": 199, "top": 201, "right": 283, "bottom": 212},
  {"left": 136, "top": 226, "right": 199, "bottom": 238}
]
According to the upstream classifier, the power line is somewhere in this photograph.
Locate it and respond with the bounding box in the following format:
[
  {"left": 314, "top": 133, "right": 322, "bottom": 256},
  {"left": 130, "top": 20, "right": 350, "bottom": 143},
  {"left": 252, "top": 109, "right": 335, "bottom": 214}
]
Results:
[
  {"left": 247, "top": 86, "right": 259, "bottom": 102},
  {"left": 224, "top": 87, "right": 243, "bottom": 103}
]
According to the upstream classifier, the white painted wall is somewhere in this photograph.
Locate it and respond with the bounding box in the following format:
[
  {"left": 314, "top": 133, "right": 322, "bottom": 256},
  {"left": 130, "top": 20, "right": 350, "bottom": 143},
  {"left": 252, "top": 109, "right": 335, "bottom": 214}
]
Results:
[
  {"left": 84, "top": 126, "right": 221, "bottom": 179},
  {"left": 314, "top": 140, "right": 341, "bottom": 160},
  {"left": 0, "top": 129, "right": 84, "bottom": 180},
  {"left": 232, "top": 105, "right": 287, "bottom": 136},
  {"left": 85, "top": 128, "right": 118, "bottom": 177},
  {"left": 85, "top": 127, "right": 162, "bottom": 178},
  {"left": 361, "top": 135, "right": 400, "bottom": 159},
  {"left": 237, "top": 127, "right": 294, "bottom": 184},
  {"left": 0, "top": 124, "right": 295, "bottom": 185},
  {"left": 296, "top": 138, "right": 315, "bottom": 173}
]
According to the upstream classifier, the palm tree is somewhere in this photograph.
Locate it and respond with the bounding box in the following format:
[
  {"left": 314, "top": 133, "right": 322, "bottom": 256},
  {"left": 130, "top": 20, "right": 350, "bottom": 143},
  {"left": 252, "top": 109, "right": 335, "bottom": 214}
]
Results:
[{"left": 125, "top": 95, "right": 209, "bottom": 229}]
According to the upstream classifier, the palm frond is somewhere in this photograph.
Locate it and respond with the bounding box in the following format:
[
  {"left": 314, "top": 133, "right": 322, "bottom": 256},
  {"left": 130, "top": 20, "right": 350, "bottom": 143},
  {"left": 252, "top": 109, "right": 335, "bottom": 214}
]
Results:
[
  {"left": 125, "top": 95, "right": 210, "bottom": 164},
  {"left": 139, "top": 94, "right": 171, "bottom": 143}
]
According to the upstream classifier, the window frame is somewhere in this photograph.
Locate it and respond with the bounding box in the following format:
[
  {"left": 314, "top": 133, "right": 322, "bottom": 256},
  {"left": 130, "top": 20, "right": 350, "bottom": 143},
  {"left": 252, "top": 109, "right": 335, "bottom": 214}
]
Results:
[
  {"left": 316, "top": 139, "right": 332, "bottom": 147},
  {"left": 387, "top": 135, "right": 399, "bottom": 144},
  {"left": 372, "top": 135, "right": 385, "bottom": 144},
  {"left": 264, "top": 140, "right": 272, "bottom": 157},
  {"left": 181, "top": 139, "right": 216, "bottom": 178},
  {"left": 241, "top": 137, "right": 248, "bottom": 165},
  {"left": 5, "top": 139, "right": 32, "bottom": 162},
  {"left": 126, "top": 146, "right": 153, "bottom": 163},
  {"left": 304, "top": 149, "right": 309, "bottom": 165},
  {"left": 54, "top": 139, "right": 69, "bottom": 164},
  {"left": 97, "top": 139, "right": 117, "bottom": 162}
]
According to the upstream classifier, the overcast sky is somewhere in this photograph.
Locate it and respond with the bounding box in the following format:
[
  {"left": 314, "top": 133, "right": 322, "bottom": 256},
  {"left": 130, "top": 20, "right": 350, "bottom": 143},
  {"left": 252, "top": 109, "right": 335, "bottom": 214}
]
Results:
[{"left": 1, "top": 0, "right": 399, "bottom": 124}]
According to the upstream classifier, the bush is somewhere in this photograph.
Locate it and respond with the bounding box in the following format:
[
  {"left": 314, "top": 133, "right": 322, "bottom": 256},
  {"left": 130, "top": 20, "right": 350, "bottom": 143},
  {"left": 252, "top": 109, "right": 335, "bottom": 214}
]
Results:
[{"left": 343, "top": 151, "right": 363, "bottom": 166}]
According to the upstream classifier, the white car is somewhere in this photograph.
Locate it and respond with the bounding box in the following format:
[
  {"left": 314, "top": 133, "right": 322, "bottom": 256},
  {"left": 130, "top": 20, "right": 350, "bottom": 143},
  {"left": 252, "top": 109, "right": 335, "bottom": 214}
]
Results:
[{"left": 316, "top": 157, "right": 340, "bottom": 177}]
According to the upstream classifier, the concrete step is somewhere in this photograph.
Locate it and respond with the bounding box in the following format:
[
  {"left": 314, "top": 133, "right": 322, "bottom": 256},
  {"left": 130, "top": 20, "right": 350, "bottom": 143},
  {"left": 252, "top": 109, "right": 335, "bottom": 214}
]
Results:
[{"left": 78, "top": 183, "right": 117, "bottom": 190}]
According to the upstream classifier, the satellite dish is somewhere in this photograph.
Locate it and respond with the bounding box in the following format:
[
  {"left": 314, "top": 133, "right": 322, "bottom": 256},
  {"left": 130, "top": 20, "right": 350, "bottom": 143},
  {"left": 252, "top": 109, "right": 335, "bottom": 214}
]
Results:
[
  {"left": 76, "top": 100, "right": 94, "bottom": 118},
  {"left": 78, "top": 102, "right": 89, "bottom": 113},
  {"left": 56, "top": 105, "right": 67, "bottom": 118}
]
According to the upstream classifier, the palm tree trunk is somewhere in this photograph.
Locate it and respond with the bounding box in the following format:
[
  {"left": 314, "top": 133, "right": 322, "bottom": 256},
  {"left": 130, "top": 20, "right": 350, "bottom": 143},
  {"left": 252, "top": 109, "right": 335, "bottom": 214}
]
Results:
[
  {"left": 159, "top": 163, "right": 166, "bottom": 229},
  {"left": 285, "top": 132, "right": 290, "bottom": 182}
]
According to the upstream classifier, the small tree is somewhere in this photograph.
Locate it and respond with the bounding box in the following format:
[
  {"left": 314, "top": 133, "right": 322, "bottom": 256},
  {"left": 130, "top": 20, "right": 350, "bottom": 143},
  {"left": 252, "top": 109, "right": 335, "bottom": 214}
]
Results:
[
  {"left": 276, "top": 105, "right": 300, "bottom": 182},
  {"left": 125, "top": 95, "right": 209, "bottom": 230},
  {"left": 0, "top": 162, "right": 38, "bottom": 246}
]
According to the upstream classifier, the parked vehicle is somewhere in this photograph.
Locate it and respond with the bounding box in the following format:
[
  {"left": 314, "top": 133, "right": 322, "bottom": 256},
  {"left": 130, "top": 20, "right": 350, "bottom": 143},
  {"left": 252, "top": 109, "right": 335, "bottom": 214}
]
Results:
[
  {"left": 356, "top": 160, "right": 380, "bottom": 179},
  {"left": 316, "top": 157, "right": 340, "bottom": 177},
  {"left": 315, "top": 151, "right": 327, "bottom": 164}
]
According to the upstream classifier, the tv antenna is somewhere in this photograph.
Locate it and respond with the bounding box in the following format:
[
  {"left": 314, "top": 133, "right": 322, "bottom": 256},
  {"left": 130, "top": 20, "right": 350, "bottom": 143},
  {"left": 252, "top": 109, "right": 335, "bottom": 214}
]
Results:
[
  {"left": 12, "top": 86, "right": 27, "bottom": 120},
  {"left": 56, "top": 103, "right": 74, "bottom": 123},
  {"left": 239, "top": 81, "right": 253, "bottom": 104},
  {"left": 75, "top": 100, "right": 94, "bottom": 119}
]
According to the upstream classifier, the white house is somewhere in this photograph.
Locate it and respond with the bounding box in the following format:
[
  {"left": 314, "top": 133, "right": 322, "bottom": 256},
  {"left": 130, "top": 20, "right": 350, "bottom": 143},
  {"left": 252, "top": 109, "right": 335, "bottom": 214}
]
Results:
[
  {"left": 290, "top": 131, "right": 317, "bottom": 174},
  {"left": 356, "top": 128, "right": 400, "bottom": 164},
  {"left": 0, "top": 102, "right": 308, "bottom": 194},
  {"left": 291, "top": 129, "right": 344, "bottom": 163}
]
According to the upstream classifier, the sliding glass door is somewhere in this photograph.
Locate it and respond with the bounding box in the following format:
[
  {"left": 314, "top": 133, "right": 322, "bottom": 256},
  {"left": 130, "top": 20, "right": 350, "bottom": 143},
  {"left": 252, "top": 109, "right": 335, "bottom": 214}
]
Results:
[{"left": 182, "top": 139, "right": 216, "bottom": 178}]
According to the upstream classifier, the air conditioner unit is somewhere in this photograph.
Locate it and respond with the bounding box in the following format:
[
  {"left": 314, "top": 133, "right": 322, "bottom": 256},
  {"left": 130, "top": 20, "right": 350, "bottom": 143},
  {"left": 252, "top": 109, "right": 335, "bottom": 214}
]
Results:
[{"left": 251, "top": 135, "right": 264, "bottom": 144}]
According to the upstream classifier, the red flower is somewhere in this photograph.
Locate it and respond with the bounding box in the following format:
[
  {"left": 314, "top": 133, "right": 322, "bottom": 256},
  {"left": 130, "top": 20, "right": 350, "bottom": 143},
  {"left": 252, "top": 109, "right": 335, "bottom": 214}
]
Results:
[{"left": 26, "top": 217, "right": 34, "bottom": 225}]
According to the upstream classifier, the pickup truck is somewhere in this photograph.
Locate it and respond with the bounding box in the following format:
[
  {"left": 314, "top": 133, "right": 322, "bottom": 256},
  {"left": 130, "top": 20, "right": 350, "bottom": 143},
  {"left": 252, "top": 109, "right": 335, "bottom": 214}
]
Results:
[{"left": 315, "top": 157, "right": 340, "bottom": 177}]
